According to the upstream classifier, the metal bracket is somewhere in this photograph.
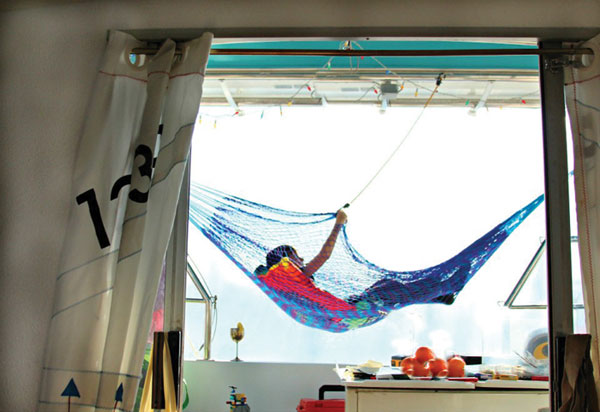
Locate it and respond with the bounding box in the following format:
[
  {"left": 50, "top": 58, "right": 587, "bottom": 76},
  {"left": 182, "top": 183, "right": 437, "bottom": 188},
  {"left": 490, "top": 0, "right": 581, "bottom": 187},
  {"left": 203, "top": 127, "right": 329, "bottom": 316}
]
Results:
[{"left": 544, "top": 54, "right": 581, "bottom": 73}]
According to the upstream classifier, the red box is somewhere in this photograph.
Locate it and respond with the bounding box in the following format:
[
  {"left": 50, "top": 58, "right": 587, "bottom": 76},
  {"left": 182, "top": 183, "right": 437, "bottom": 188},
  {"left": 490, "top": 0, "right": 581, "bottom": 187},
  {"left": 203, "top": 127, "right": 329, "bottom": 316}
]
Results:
[{"left": 296, "top": 398, "right": 345, "bottom": 412}]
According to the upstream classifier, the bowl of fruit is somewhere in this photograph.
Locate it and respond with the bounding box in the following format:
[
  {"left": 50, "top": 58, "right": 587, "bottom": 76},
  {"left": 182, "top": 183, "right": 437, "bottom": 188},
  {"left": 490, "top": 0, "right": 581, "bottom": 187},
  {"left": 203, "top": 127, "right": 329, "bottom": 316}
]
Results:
[{"left": 399, "top": 347, "right": 466, "bottom": 380}]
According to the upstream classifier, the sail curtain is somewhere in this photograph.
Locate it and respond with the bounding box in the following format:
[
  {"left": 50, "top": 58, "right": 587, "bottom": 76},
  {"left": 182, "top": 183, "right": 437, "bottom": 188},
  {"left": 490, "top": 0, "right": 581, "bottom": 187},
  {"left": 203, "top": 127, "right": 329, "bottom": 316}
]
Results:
[
  {"left": 39, "top": 31, "right": 212, "bottom": 411},
  {"left": 564, "top": 33, "right": 600, "bottom": 404}
]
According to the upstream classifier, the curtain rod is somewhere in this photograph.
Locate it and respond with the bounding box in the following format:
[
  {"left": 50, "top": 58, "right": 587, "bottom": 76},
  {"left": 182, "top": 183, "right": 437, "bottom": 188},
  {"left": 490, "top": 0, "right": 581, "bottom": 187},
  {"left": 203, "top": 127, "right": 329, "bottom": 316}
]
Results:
[{"left": 131, "top": 47, "right": 593, "bottom": 57}]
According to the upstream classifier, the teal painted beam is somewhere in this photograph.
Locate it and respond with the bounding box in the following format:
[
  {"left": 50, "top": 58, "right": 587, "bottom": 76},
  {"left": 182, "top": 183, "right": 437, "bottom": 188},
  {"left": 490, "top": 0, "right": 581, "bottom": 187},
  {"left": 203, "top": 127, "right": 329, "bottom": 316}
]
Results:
[{"left": 208, "top": 40, "right": 538, "bottom": 70}]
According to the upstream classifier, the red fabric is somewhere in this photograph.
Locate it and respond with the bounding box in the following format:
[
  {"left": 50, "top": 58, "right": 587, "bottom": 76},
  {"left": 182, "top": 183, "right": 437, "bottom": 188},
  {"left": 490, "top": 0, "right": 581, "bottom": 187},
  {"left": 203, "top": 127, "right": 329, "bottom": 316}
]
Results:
[
  {"left": 258, "top": 259, "right": 355, "bottom": 311},
  {"left": 297, "top": 399, "right": 345, "bottom": 411}
]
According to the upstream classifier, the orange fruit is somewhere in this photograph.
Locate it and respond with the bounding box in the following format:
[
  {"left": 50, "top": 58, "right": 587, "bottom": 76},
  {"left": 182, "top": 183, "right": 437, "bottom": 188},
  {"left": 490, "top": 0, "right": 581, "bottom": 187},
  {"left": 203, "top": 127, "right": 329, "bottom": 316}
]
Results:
[
  {"left": 429, "top": 358, "right": 448, "bottom": 378},
  {"left": 415, "top": 346, "right": 435, "bottom": 364},
  {"left": 400, "top": 356, "right": 416, "bottom": 374},
  {"left": 411, "top": 361, "right": 432, "bottom": 377},
  {"left": 447, "top": 356, "right": 466, "bottom": 377}
]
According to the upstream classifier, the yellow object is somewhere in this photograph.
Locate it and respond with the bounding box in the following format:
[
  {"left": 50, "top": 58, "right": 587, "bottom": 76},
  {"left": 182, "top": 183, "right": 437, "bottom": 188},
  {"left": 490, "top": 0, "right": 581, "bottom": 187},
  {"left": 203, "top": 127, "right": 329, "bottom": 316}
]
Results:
[
  {"left": 533, "top": 342, "right": 548, "bottom": 360},
  {"left": 495, "top": 373, "right": 519, "bottom": 381},
  {"left": 139, "top": 339, "right": 178, "bottom": 412}
]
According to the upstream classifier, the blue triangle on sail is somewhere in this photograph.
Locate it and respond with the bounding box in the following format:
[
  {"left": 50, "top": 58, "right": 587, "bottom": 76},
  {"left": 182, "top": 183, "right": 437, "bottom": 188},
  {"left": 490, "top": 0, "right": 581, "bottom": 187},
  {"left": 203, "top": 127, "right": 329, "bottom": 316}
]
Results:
[
  {"left": 115, "top": 383, "right": 124, "bottom": 402},
  {"left": 61, "top": 378, "right": 80, "bottom": 397}
]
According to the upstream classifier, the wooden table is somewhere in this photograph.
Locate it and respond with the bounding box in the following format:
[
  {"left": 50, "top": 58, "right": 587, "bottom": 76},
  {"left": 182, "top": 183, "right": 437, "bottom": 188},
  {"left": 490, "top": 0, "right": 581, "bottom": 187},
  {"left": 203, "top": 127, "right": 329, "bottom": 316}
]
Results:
[{"left": 344, "top": 379, "right": 549, "bottom": 412}]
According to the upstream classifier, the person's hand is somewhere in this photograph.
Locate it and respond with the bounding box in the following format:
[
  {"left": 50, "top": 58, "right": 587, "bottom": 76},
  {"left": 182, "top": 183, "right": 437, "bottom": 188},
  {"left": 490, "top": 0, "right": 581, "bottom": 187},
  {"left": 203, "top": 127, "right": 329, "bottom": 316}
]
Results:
[{"left": 335, "top": 209, "right": 348, "bottom": 225}]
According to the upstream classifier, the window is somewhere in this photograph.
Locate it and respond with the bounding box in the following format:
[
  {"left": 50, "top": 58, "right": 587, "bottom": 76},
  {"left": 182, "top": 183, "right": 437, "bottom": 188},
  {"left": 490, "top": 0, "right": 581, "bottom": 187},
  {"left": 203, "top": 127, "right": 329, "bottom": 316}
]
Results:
[{"left": 183, "top": 39, "right": 578, "bottom": 365}]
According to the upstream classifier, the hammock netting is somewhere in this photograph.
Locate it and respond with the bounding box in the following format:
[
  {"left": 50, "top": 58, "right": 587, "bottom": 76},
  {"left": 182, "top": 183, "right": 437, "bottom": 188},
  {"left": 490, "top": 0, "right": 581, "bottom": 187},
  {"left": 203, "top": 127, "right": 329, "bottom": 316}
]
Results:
[{"left": 189, "top": 183, "right": 544, "bottom": 332}]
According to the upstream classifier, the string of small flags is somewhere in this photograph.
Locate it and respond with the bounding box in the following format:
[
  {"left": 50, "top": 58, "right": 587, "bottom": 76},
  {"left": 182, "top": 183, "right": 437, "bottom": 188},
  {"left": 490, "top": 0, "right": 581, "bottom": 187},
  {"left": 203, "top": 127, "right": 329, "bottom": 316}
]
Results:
[{"left": 199, "top": 40, "right": 537, "bottom": 126}]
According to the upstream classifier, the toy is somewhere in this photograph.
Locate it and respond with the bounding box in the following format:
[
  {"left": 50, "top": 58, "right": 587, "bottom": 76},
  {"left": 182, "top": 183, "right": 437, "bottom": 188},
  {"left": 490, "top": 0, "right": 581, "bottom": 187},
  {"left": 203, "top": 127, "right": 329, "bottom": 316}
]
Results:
[{"left": 226, "top": 386, "right": 250, "bottom": 412}]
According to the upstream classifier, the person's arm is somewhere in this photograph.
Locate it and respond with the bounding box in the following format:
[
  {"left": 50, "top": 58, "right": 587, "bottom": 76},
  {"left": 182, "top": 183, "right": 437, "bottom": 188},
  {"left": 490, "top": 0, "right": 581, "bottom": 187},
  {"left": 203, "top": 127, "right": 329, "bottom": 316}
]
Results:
[{"left": 302, "top": 209, "right": 348, "bottom": 278}]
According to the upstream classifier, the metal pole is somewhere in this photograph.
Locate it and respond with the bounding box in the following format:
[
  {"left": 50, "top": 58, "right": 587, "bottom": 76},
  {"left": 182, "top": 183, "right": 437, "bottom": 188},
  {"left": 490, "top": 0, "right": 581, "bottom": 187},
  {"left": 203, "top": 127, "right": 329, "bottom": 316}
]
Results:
[
  {"left": 163, "top": 154, "right": 191, "bottom": 405},
  {"left": 164, "top": 160, "right": 190, "bottom": 331},
  {"left": 204, "top": 296, "right": 212, "bottom": 360},
  {"left": 539, "top": 41, "right": 574, "bottom": 412},
  {"left": 132, "top": 47, "right": 593, "bottom": 57}
]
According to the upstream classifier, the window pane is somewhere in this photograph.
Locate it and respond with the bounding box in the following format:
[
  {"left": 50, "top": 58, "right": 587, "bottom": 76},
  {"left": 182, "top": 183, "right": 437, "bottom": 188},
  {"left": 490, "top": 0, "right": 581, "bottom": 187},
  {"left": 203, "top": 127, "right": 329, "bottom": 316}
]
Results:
[
  {"left": 186, "top": 99, "right": 548, "bottom": 364},
  {"left": 184, "top": 301, "right": 207, "bottom": 360}
]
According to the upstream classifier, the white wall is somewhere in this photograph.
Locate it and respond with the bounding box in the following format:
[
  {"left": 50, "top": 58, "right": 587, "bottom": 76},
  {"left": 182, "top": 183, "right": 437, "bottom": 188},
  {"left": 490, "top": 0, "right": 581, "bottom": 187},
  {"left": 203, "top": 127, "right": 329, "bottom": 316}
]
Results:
[
  {"left": 183, "top": 361, "right": 342, "bottom": 412},
  {"left": 0, "top": 1, "right": 598, "bottom": 410}
]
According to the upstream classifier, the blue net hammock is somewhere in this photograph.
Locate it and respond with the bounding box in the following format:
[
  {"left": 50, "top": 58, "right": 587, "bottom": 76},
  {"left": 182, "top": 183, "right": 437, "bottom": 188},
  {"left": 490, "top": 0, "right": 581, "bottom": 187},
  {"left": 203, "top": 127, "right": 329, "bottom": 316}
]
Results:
[{"left": 189, "top": 183, "right": 544, "bottom": 332}]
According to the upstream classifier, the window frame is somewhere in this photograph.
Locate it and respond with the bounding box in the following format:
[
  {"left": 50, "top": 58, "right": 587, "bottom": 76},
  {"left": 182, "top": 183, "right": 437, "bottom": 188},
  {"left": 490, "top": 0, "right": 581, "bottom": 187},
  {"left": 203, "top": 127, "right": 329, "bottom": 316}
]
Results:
[{"left": 162, "top": 36, "right": 581, "bottom": 411}]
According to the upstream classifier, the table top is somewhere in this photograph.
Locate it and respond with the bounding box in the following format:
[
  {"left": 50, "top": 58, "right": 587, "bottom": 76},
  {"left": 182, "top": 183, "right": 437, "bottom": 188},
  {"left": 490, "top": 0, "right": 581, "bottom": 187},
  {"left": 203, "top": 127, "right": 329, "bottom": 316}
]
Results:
[
  {"left": 344, "top": 379, "right": 549, "bottom": 391},
  {"left": 344, "top": 379, "right": 476, "bottom": 390}
]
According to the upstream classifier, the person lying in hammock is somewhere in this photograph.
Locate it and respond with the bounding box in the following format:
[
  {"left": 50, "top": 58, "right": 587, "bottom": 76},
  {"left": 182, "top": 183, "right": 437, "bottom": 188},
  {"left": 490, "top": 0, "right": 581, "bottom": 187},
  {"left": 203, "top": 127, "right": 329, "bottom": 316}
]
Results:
[
  {"left": 254, "top": 209, "right": 359, "bottom": 311},
  {"left": 254, "top": 209, "right": 458, "bottom": 310},
  {"left": 268, "top": 209, "right": 348, "bottom": 280}
]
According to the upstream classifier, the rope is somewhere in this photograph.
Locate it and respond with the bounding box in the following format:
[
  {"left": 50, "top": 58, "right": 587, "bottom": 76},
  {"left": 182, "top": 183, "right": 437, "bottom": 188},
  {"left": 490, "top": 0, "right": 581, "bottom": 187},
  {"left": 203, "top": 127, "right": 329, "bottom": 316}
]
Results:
[{"left": 345, "top": 74, "right": 444, "bottom": 208}]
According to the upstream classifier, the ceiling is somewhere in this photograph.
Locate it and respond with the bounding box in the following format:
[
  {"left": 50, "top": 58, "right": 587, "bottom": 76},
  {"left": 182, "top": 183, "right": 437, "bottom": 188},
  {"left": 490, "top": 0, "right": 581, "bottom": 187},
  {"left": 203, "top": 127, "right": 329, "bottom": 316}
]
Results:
[{"left": 201, "top": 40, "right": 540, "bottom": 109}]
